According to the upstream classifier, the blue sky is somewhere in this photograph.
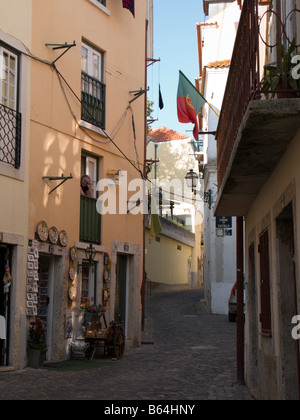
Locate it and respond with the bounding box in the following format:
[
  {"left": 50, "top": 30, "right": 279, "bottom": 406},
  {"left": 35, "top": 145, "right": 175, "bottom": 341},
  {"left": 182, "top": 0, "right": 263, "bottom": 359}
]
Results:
[{"left": 148, "top": 0, "right": 205, "bottom": 135}]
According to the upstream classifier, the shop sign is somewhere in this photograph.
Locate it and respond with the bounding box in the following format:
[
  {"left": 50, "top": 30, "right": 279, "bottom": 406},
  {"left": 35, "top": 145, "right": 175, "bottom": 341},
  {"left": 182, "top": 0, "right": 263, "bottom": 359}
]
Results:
[{"left": 216, "top": 217, "right": 232, "bottom": 229}]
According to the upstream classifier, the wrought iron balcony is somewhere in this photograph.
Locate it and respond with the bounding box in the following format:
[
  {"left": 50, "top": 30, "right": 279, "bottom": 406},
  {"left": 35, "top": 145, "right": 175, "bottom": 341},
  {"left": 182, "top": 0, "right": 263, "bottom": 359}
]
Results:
[
  {"left": 81, "top": 73, "right": 106, "bottom": 129},
  {"left": 0, "top": 103, "right": 21, "bottom": 169},
  {"left": 214, "top": 0, "right": 300, "bottom": 216},
  {"left": 80, "top": 195, "right": 101, "bottom": 245}
]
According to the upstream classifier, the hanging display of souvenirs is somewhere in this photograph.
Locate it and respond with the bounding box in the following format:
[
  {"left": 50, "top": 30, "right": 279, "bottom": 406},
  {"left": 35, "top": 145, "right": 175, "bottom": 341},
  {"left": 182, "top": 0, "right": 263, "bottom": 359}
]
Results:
[
  {"left": 103, "top": 253, "right": 111, "bottom": 305},
  {"left": 68, "top": 246, "right": 78, "bottom": 302},
  {"left": 26, "top": 241, "right": 39, "bottom": 317},
  {"left": 3, "top": 265, "right": 12, "bottom": 295}
]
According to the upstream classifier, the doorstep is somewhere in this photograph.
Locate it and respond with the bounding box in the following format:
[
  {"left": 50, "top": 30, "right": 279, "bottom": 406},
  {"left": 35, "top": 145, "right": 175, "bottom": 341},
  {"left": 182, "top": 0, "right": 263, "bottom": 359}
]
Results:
[{"left": 0, "top": 366, "right": 15, "bottom": 373}]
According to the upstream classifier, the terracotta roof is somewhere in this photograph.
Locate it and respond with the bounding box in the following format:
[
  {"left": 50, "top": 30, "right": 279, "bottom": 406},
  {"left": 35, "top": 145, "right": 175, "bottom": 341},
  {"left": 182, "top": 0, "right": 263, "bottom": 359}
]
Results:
[
  {"left": 206, "top": 60, "right": 231, "bottom": 68},
  {"left": 148, "top": 127, "right": 191, "bottom": 143}
]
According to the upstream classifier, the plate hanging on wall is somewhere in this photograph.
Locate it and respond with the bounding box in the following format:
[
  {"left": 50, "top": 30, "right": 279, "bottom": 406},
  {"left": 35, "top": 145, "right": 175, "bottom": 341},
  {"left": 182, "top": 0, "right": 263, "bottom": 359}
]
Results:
[
  {"left": 37, "top": 221, "right": 49, "bottom": 242},
  {"left": 48, "top": 226, "right": 59, "bottom": 245},
  {"left": 59, "top": 230, "right": 68, "bottom": 247}
]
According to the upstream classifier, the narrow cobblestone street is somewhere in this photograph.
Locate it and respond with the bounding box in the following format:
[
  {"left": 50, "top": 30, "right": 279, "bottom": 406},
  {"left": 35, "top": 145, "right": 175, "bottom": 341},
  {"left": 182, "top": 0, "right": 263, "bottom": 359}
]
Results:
[{"left": 0, "top": 290, "right": 253, "bottom": 400}]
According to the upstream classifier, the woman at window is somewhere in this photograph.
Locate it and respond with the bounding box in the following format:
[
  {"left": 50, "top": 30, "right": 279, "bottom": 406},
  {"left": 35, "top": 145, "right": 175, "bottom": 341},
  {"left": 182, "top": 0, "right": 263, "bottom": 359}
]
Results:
[{"left": 80, "top": 175, "right": 93, "bottom": 197}]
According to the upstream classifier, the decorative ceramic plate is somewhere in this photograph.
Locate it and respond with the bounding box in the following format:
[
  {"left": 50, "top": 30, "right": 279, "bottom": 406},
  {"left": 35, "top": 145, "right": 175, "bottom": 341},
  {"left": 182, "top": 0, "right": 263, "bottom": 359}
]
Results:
[
  {"left": 59, "top": 230, "right": 68, "bottom": 247},
  {"left": 69, "top": 285, "right": 77, "bottom": 301},
  {"left": 69, "top": 267, "right": 77, "bottom": 281},
  {"left": 48, "top": 226, "right": 59, "bottom": 245},
  {"left": 70, "top": 246, "right": 78, "bottom": 261},
  {"left": 37, "top": 221, "right": 48, "bottom": 242}
]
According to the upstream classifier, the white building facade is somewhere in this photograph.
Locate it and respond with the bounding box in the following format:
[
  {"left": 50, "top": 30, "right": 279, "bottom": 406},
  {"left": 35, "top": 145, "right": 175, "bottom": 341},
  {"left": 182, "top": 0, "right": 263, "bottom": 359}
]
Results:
[{"left": 197, "top": 0, "right": 241, "bottom": 314}]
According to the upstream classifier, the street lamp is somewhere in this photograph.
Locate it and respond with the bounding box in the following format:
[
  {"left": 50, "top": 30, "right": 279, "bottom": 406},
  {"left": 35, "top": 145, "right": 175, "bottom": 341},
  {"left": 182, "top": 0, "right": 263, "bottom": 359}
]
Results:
[
  {"left": 185, "top": 169, "right": 198, "bottom": 194},
  {"left": 77, "top": 243, "right": 97, "bottom": 273},
  {"left": 185, "top": 169, "right": 213, "bottom": 209},
  {"left": 85, "top": 243, "right": 96, "bottom": 264}
]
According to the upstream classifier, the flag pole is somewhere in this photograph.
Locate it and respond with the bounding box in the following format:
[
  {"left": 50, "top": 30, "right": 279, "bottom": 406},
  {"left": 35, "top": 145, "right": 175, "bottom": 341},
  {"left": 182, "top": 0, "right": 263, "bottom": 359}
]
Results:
[{"left": 206, "top": 101, "right": 220, "bottom": 118}]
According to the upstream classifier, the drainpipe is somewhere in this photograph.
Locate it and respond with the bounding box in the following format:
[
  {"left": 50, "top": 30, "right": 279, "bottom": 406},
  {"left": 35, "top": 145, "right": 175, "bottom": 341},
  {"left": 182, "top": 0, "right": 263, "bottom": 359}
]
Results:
[
  {"left": 236, "top": 216, "right": 244, "bottom": 384},
  {"left": 142, "top": 18, "right": 149, "bottom": 331}
]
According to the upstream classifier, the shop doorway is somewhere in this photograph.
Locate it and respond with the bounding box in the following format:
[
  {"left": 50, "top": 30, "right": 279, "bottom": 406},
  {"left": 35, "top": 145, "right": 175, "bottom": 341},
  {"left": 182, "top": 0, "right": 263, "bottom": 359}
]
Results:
[
  {"left": 248, "top": 243, "right": 258, "bottom": 394},
  {"left": 276, "top": 202, "right": 300, "bottom": 400},
  {"left": 115, "top": 254, "right": 129, "bottom": 334},
  {"left": 38, "top": 256, "right": 54, "bottom": 361},
  {"left": 0, "top": 245, "right": 11, "bottom": 366}
]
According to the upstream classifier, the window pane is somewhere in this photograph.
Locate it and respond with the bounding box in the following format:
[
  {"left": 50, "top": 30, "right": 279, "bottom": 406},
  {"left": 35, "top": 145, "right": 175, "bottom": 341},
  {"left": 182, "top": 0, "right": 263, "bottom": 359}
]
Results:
[
  {"left": 81, "top": 46, "right": 88, "bottom": 73},
  {"left": 3, "top": 52, "right": 8, "bottom": 68},
  {"left": 9, "top": 85, "right": 15, "bottom": 101},
  {"left": 2, "top": 68, "right": 8, "bottom": 82},
  {"left": 2, "top": 81, "right": 8, "bottom": 98},
  {"left": 9, "top": 69, "right": 15, "bottom": 86},
  {"left": 9, "top": 56, "right": 16, "bottom": 71},
  {"left": 92, "top": 53, "right": 100, "bottom": 80}
]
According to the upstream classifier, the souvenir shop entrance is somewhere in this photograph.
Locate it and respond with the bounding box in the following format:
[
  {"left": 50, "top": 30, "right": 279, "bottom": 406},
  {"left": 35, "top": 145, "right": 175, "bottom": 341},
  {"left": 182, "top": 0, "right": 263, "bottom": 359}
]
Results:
[
  {"left": 38, "top": 256, "right": 54, "bottom": 361},
  {"left": 0, "top": 245, "right": 11, "bottom": 367}
]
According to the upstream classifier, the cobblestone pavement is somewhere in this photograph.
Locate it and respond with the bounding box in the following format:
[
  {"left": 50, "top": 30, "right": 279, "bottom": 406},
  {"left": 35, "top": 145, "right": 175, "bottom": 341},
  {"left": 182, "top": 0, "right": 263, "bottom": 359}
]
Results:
[{"left": 0, "top": 289, "right": 253, "bottom": 400}]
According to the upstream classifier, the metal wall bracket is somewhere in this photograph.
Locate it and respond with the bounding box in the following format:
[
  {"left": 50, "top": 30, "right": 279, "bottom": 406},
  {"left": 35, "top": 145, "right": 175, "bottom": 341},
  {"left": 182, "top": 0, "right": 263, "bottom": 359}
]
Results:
[
  {"left": 42, "top": 173, "right": 73, "bottom": 195},
  {"left": 45, "top": 41, "right": 76, "bottom": 65},
  {"left": 129, "top": 88, "right": 149, "bottom": 104}
]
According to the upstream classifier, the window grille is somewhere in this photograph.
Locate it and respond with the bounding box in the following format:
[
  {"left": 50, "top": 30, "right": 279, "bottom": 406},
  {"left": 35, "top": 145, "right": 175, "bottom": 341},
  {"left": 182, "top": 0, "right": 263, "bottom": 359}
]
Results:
[
  {"left": 81, "top": 73, "right": 106, "bottom": 129},
  {"left": 0, "top": 103, "right": 21, "bottom": 168}
]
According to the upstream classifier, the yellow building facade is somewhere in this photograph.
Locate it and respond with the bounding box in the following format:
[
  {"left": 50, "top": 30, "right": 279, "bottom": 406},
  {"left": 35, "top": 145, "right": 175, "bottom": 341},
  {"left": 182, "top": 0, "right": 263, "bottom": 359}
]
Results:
[
  {"left": 0, "top": 0, "right": 151, "bottom": 369},
  {"left": 0, "top": 0, "right": 32, "bottom": 370},
  {"left": 146, "top": 127, "right": 203, "bottom": 291}
]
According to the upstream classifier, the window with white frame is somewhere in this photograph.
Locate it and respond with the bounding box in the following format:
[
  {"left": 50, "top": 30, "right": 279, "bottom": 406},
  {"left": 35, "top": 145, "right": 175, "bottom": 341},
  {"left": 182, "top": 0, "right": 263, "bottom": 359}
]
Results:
[
  {"left": 81, "top": 153, "right": 98, "bottom": 199},
  {"left": 81, "top": 265, "right": 96, "bottom": 306},
  {"left": 97, "top": 0, "right": 106, "bottom": 8},
  {"left": 0, "top": 46, "right": 18, "bottom": 111},
  {"left": 0, "top": 45, "right": 21, "bottom": 168},
  {"left": 81, "top": 41, "right": 105, "bottom": 129}
]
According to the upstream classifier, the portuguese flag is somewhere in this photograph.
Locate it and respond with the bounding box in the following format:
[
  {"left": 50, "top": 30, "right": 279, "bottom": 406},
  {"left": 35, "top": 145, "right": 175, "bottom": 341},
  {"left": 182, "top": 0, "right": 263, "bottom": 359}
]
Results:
[{"left": 177, "top": 70, "right": 206, "bottom": 141}]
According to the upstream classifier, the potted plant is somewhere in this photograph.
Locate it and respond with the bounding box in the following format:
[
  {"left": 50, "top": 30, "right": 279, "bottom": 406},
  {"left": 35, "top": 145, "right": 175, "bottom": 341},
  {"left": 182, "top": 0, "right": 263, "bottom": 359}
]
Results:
[
  {"left": 27, "top": 320, "right": 47, "bottom": 369},
  {"left": 81, "top": 304, "right": 103, "bottom": 323},
  {"left": 261, "top": 39, "right": 300, "bottom": 98}
]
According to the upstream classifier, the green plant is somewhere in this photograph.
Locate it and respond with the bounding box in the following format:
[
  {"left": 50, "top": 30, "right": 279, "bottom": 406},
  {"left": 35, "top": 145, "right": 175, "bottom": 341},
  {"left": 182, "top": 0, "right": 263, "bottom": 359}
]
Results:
[
  {"left": 28, "top": 320, "right": 47, "bottom": 350},
  {"left": 80, "top": 304, "right": 102, "bottom": 316},
  {"left": 261, "top": 39, "right": 300, "bottom": 97}
]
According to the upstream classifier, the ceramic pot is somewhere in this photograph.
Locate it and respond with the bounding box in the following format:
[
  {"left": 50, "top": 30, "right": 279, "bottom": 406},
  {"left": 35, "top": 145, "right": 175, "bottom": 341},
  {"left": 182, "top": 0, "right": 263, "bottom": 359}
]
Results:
[
  {"left": 27, "top": 348, "right": 47, "bottom": 369},
  {"left": 70, "top": 339, "right": 90, "bottom": 359}
]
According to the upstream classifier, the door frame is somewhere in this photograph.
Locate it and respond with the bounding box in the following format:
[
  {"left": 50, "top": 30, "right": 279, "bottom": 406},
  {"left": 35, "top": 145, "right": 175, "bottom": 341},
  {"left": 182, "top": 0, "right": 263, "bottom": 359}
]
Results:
[
  {"left": 115, "top": 253, "right": 129, "bottom": 335},
  {"left": 110, "top": 241, "right": 142, "bottom": 347}
]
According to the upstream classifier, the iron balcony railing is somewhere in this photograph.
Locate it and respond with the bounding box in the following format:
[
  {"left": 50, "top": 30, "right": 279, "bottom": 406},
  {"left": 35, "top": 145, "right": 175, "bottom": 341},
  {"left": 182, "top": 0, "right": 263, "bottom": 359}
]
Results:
[
  {"left": 0, "top": 103, "right": 21, "bottom": 169},
  {"left": 80, "top": 195, "right": 101, "bottom": 245},
  {"left": 81, "top": 73, "right": 106, "bottom": 129},
  {"left": 216, "top": 0, "right": 260, "bottom": 188},
  {"left": 216, "top": 0, "right": 300, "bottom": 188}
]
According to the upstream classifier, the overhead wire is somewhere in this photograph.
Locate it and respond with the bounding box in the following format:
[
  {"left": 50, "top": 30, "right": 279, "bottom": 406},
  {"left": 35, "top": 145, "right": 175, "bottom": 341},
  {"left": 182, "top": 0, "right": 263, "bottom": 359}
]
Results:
[
  {"left": 54, "top": 66, "right": 145, "bottom": 179},
  {"left": 21, "top": 46, "right": 205, "bottom": 206}
]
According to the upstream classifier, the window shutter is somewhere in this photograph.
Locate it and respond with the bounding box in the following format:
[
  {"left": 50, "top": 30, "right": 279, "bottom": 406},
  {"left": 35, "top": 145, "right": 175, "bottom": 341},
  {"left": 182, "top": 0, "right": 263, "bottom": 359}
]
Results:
[{"left": 259, "top": 229, "right": 272, "bottom": 336}]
